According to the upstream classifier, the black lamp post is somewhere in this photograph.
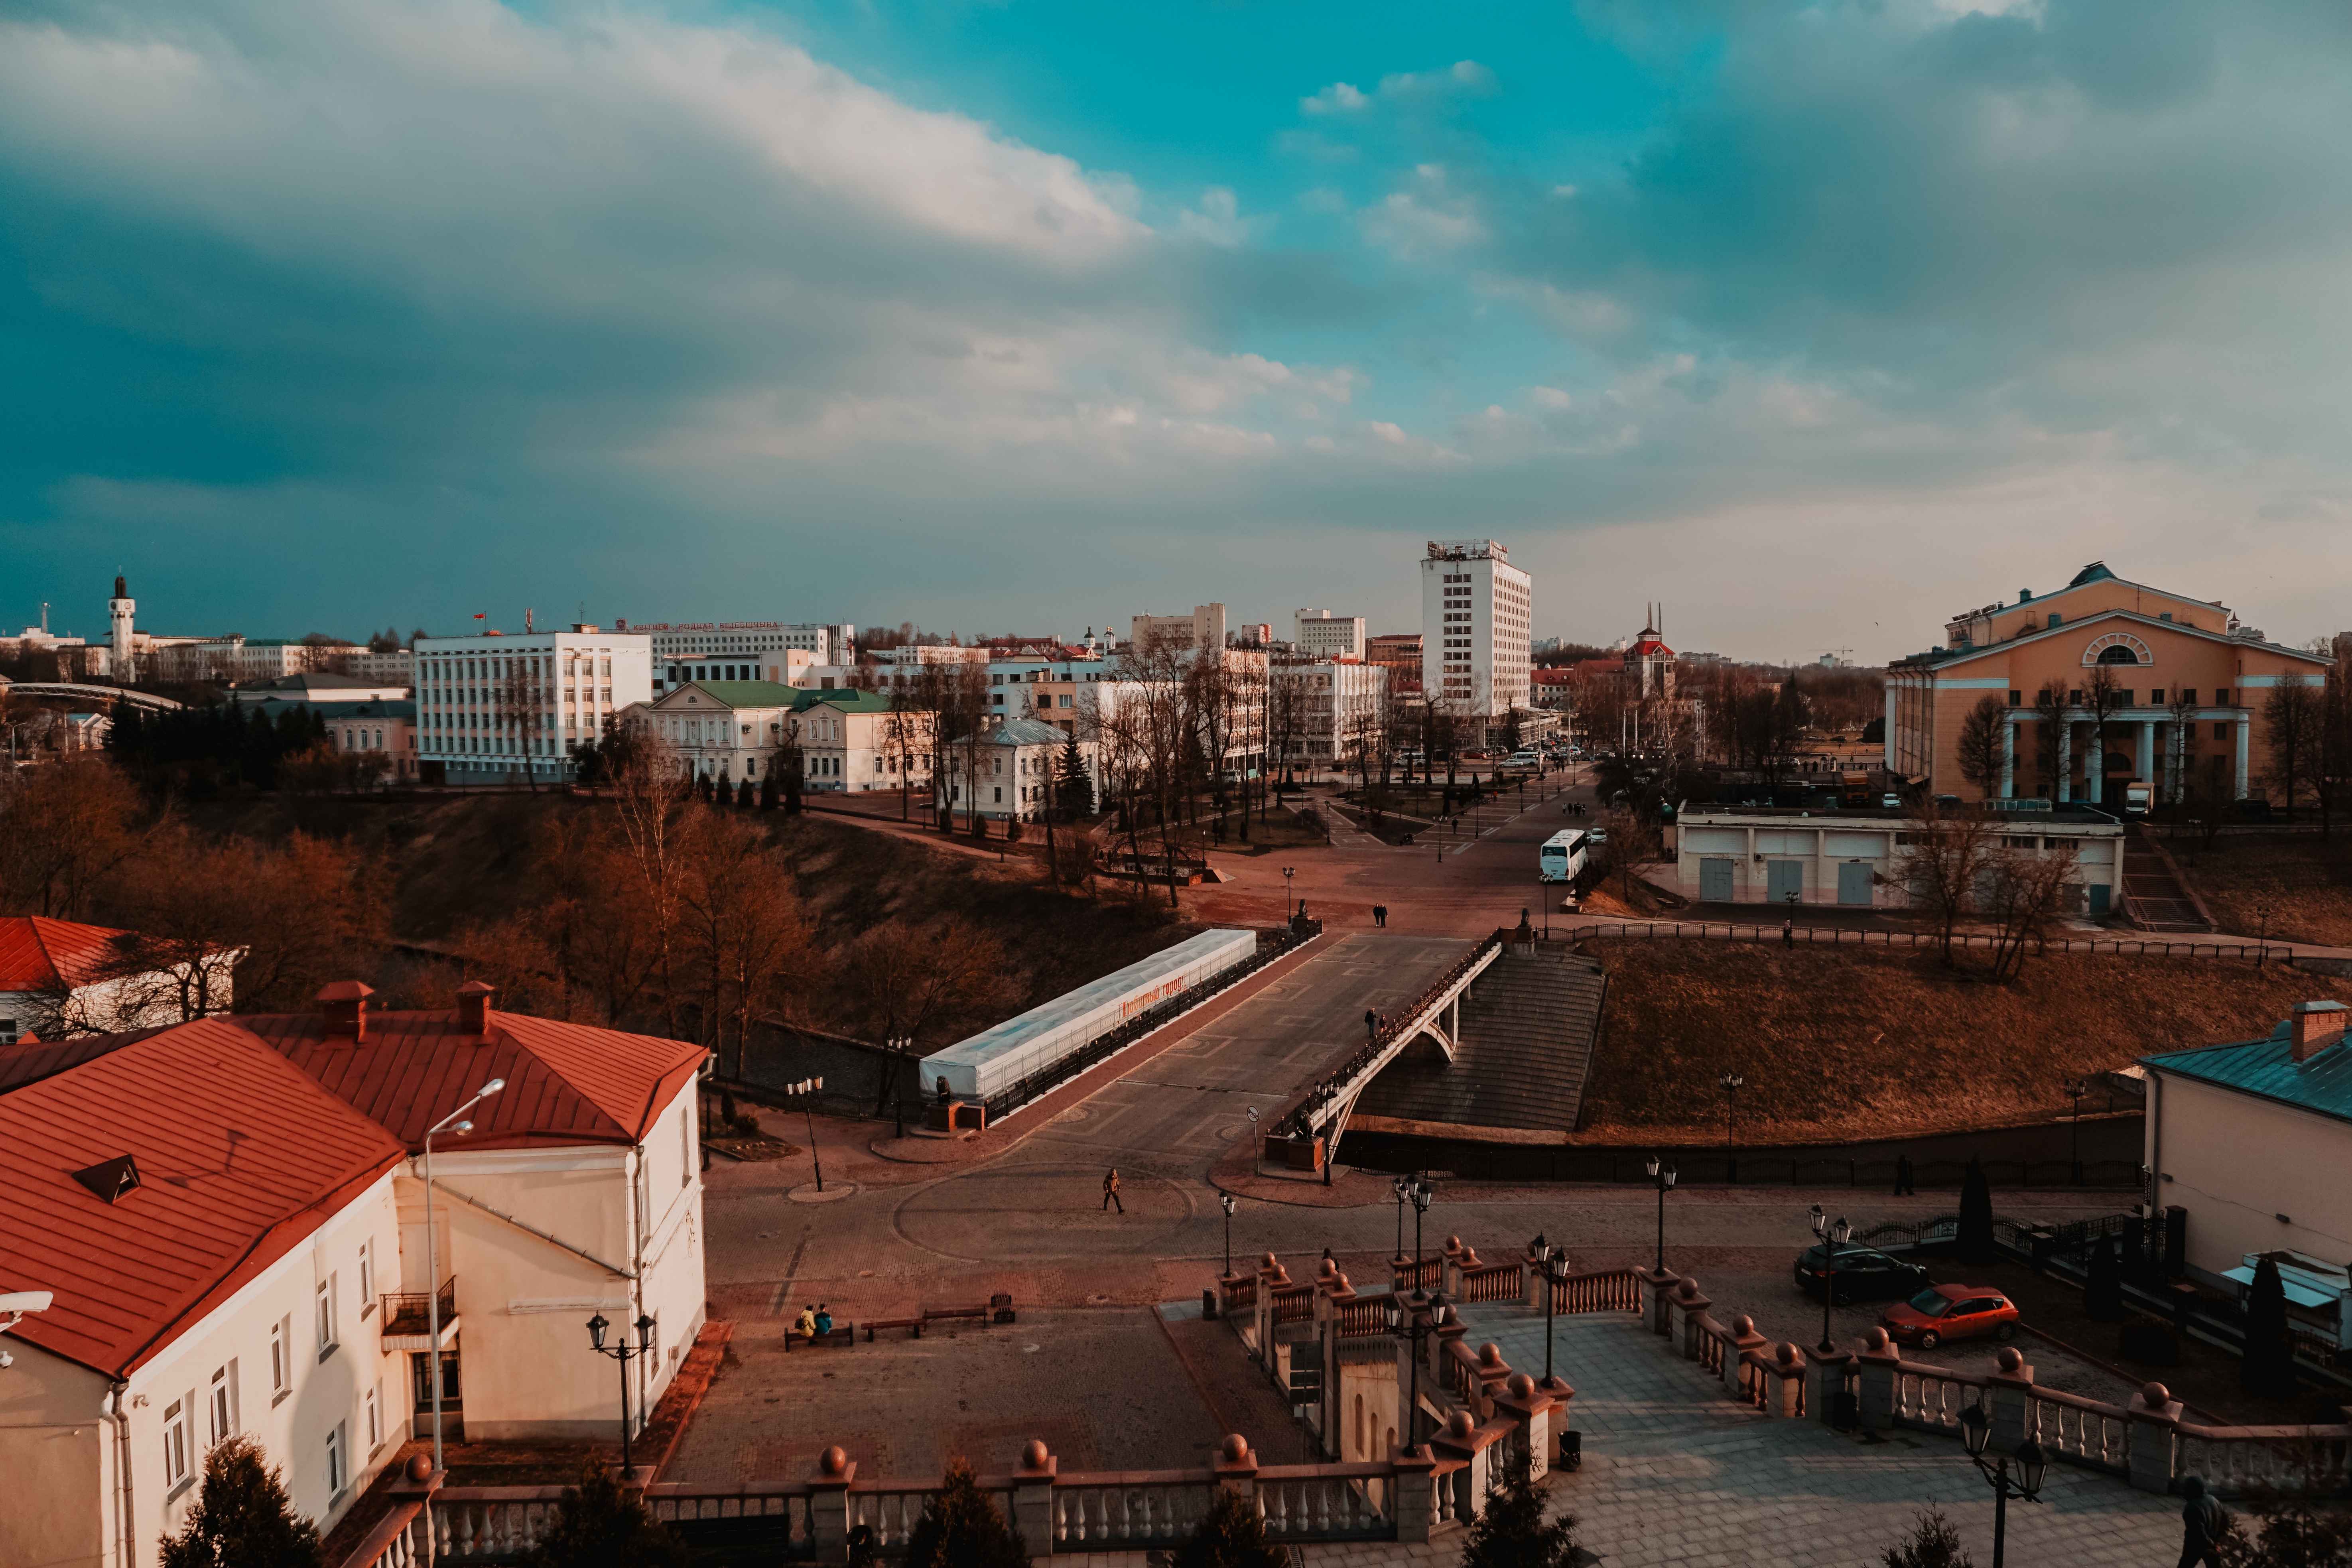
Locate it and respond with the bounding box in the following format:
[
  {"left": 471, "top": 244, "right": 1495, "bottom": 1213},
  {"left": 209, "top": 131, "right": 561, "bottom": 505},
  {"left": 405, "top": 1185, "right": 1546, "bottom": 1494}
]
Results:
[
  {"left": 1644, "top": 1154, "right": 1676, "bottom": 1274},
  {"left": 1391, "top": 1174, "right": 1410, "bottom": 1264},
  {"left": 1532, "top": 1233, "right": 1570, "bottom": 1387},
  {"left": 1411, "top": 1178, "right": 1434, "bottom": 1285},
  {"left": 890, "top": 1038, "right": 914, "bottom": 1139},
  {"left": 585, "top": 1310, "right": 657, "bottom": 1475},
  {"left": 1282, "top": 866, "right": 1296, "bottom": 916},
  {"left": 1719, "top": 1073, "right": 1744, "bottom": 1183},
  {"left": 1381, "top": 1288, "right": 1444, "bottom": 1450},
  {"left": 1960, "top": 1402, "right": 2049, "bottom": 1568},
  {"left": 1809, "top": 1204, "right": 1852, "bottom": 1355},
  {"left": 2066, "top": 1078, "right": 2087, "bottom": 1186},
  {"left": 1220, "top": 1192, "right": 1237, "bottom": 1278},
  {"left": 2257, "top": 903, "right": 2272, "bottom": 969},
  {"left": 789, "top": 1076, "right": 826, "bottom": 1191}
]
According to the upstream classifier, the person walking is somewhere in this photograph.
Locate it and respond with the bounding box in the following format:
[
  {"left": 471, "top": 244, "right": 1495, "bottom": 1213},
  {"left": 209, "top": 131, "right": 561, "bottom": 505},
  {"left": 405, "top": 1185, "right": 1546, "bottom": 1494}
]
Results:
[
  {"left": 1101, "top": 1168, "right": 1124, "bottom": 1213},
  {"left": 1374, "top": 904, "right": 1388, "bottom": 927},
  {"left": 2176, "top": 1474, "right": 2227, "bottom": 1567},
  {"left": 1894, "top": 1154, "right": 1915, "bottom": 1196},
  {"left": 1782, "top": 914, "right": 1795, "bottom": 948},
  {"left": 1364, "top": 1008, "right": 1378, "bottom": 1039}
]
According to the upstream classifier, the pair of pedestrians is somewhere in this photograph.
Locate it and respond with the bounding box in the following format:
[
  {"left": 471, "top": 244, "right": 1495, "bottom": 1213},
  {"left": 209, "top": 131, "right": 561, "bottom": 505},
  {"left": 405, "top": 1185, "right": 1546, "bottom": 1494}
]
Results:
[{"left": 1371, "top": 903, "right": 1389, "bottom": 927}]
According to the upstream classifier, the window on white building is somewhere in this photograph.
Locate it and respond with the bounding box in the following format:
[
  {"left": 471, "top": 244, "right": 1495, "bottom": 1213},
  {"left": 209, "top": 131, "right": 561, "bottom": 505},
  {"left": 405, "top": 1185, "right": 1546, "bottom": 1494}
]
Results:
[
  {"left": 207, "top": 1365, "right": 234, "bottom": 1446},
  {"left": 326, "top": 1422, "right": 347, "bottom": 1500},
  {"left": 270, "top": 1316, "right": 290, "bottom": 1400},
  {"left": 366, "top": 1381, "right": 383, "bottom": 1452},
  {"left": 358, "top": 1239, "right": 373, "bottom": 1312},
  {"left": 316, "top": 1278, "right": 338, "bottom": 1358},
  {"left": 164, "top": 1399, "right": 191, "bottom": 1489}
]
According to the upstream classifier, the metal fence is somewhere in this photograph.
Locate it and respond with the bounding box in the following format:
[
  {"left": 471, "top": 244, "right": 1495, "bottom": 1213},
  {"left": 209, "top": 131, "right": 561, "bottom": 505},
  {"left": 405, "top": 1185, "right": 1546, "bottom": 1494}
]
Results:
[
  {"left": 1569, "top": 919, "right": 2283, "bottom": 962},
  {"left": 1341, "top": 1144, "right": 2143, "bottom": 1190}
]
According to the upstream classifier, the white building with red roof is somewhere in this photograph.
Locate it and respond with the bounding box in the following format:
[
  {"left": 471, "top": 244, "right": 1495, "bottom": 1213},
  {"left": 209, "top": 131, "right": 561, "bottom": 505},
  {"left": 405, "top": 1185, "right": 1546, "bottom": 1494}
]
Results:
[
  {"left": 0, "top": 916, "right": 246, "bottom": 1045},
  {"left": 0, "top": 981, "right": 708, "bottom": 1568}
]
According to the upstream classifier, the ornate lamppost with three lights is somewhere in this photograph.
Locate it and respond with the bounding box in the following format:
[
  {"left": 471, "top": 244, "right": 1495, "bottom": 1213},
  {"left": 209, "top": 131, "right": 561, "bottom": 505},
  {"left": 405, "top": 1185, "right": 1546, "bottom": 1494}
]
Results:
[
  {"left": 1644, "top": 1154, "right": 1677, "bottom": 1276},
  {"left": 1960, "top": 1401, "right": 2049, "bottom": 1568},
  {"left": 1808, "top": 1204, "right": 1852, "bottom": 1355},
  {"left": 584, "top": 1310, "right": 658, "bottom": 1476}
]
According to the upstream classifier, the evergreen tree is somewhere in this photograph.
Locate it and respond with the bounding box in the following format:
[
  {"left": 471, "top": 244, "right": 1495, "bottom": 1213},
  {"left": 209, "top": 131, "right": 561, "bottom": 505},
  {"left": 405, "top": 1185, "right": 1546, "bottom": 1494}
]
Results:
[
  {"left": 526, "top": 1463, "right": 686, "bottom": 1568},
  {"left": 758, "top": 772, "right": 779, "bottom": 811},
  {"left": 1170, "top": 1486, "right": 1290, "bottom": 1568},
  {"left": 2083, "top": 1231, "right": 2125, "bottom": 1322},
  {"left": 156, "top": 1435, "right": 322, "bottom": 1568},
  {"left": 902, "top": 1460, "right": 1026, "bottom": 1568},
  {"left": 736, "top": 777, "right": 754, "bottom": 807},
  {"left": 1957, "top": 1156, "right": 1995, "bottom": 1264},
  {"left": 2242, "top": 1254, "right": 2298, "bottom": 1398},
  {"left": 1056, "top": 731, "right": 1094, "bottom": 816},
  {"left": 1882, "top": 1506, "right": 1975, "bottom": 1568},
  {"left": 1457, "top": 1455, "right": 1576, "bottom": 1568}
]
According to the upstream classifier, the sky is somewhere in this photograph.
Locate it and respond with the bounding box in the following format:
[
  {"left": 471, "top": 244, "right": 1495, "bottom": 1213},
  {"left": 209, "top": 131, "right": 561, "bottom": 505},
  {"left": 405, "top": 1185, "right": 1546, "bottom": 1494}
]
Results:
[{"left": 4, "top": 0, "right": 2351, "bottom": 662}]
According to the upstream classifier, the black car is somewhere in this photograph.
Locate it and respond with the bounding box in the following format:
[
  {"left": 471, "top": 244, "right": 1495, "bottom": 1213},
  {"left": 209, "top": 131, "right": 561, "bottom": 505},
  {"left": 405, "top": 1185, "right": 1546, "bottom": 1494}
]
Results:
[{"left": 1793, "top": 1245, "right": 1930, "bottom": 1304}]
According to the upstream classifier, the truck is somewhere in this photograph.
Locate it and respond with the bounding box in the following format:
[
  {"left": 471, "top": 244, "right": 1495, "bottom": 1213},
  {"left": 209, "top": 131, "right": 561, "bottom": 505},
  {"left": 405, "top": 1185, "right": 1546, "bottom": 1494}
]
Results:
[
  {"left": 2123, "top": 781, "right": 2153, "bottom": 815},
  {"left": 1841, "top": 770, "right": 1871, "bottom": 807}
]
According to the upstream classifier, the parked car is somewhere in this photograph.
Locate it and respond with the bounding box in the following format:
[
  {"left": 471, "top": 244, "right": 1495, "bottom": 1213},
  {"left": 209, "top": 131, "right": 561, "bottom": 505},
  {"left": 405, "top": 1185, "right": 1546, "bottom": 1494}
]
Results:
[
  {"left": 1793, "top": 1245, "right": 1929, "bottom": 1304},
  {"left": 1879, "top": 1285, "right": 2020, "bottom": 1351},
  {"left": 1879, "top": 792, "right": 1902, "bottom": 810},
  {"left": 1506, "top": 751, "right": 1541, "bottom": 767},
  {"left": 1585, "top": 826, "right": 1608, "bottom": 845}
]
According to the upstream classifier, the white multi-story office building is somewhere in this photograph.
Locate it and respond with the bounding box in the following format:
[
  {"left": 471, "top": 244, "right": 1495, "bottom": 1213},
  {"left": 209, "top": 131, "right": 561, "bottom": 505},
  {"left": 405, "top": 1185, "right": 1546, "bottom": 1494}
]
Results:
[
  {"left": 1420, "top": 539, "right": 1532, "bottom": 725},
  {"left": 1129, "top": 604, "right": 1227, "bottom": 657},
  {"left": 414, "top": 625, "right": 651, "bottom": 784},
  {"left": 621, "top": 620, "right": 855, "bottom": 692},
  {"left": 1293, "top": 610, "right": 1367, "bottom": 661}
]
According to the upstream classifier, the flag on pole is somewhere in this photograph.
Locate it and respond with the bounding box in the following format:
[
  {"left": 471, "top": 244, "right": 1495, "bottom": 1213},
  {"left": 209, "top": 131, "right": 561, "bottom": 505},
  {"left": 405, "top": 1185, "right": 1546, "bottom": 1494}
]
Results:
[{"left": 473, "top": 613, "right": 487, "bottom": 621}]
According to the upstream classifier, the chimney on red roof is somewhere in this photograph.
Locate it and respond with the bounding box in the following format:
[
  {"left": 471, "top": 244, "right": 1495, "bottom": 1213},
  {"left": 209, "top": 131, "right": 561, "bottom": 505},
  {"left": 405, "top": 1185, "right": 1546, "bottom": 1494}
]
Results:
[
  {"left": 456, "top": 980, "right": 495, "bottom": 1039},
  {"left": 2291, "top": 1000, "right": 2348, "bottom": 1063},
  {"left": 317, "top": 981, "right": 374, "bottom": 1041}
]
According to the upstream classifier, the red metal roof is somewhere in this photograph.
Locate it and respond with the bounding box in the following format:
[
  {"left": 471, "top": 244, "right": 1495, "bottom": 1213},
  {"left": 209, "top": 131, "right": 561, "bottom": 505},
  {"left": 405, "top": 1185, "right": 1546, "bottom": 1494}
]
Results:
[
  {"left": 0, "top": 916, "right": 129, "bottom": 991},
  {"left": 234, "top": 1004, "right": 705, "bottom": 1152},
  {"left": 0, "top": 1020, "right": 406, "bottom": 1379}
]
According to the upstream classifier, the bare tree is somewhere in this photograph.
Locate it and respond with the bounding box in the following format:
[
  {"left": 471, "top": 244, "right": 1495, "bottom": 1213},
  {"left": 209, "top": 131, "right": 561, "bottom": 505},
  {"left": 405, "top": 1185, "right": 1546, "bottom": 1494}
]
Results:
[
  {"left": 0, "top": 757, "right": 151, "bottom": 918},
  {"left": 2261, "top": 672, "right": 2322, "bottom": 818},
  {"left": 2166, "top": 686, "right": 2200, "bottom": 808},
  {"left": 496, "top": 660, "right": 545, "bottom": 792},
  {"left": 1981, "top": 836, "right": 2083, "bottom": 983},
  {"left": 2032, "top": 684, "right": 2070, "bottom": 801},
  {"left": 2314, "top": 637, "right": 2352, "bottom": 839},
  {"left": 2080, "top": 664, "right": 2127, "bottom": 807},
  {"left": 607, "top": 727, "right": 693, "bottom": 1037},
  {"left": 677, "top": 814, "right": 812, "bottom": 1074},
  {"left": 1898, "top": 806, "right": 1997, "bottom": 967},
  {"left": 1954, "top": 693, "right": 2008, "bottom": 800},
  {"left": 847, "top": 918, "right": 1007, "bottom": 1046}
]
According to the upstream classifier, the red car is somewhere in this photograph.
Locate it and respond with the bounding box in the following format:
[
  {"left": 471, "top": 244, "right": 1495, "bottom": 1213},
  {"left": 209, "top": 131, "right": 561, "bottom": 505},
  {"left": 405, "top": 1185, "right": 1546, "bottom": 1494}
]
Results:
[{"left": 1879, "top": 1285, "right": 2020, "bottom": 1351}]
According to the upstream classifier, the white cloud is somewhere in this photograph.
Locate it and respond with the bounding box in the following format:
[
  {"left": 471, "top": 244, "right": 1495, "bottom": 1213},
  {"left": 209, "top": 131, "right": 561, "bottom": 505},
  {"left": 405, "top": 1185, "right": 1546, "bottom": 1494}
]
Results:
[
  {"left": 1300, "top": 81, "right": 1369, "bottom": 115},
  {"left": 1530, "top": 386, "right": 1572, "bottom": 410}
]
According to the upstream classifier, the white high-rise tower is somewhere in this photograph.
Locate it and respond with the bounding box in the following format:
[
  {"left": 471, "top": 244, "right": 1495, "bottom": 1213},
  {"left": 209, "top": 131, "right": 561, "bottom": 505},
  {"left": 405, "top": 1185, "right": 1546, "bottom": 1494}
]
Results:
[
  {"left": 1420, "top": 540, "right": 1531, "bottom": 730},
  {"left": 108, "top": 573, "right": 136, "bottom": 682}
]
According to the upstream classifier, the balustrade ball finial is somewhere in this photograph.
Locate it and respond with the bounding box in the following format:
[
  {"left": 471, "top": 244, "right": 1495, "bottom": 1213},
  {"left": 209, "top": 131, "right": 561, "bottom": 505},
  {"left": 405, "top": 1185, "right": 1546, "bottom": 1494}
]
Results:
[
  {"left": 820, "top": 1446, "right": 849, "bottom": 1477},
  {"left": 1864, "top": 1328, "right": 1891, "bottom": 1352},
  {"left": 2140, "top": 1381, "right": 2171, "bottom": 1407},
  {"left": 1996, "top": 1347, "right": 2023, "bottom": 1374},
  {"left": 1732, "top": 1314, "right": 1755, "bottom": 1337},
  {"left": 1219, "top": 1434, "right": 1251, "bottom": 1464},
  {"left": 1506, "top": 1372, "right": 1535, "bottom": 1398},
  {"left": 1478, "top": 1342, "right": 1503, "bottom": 1369},
  {"left": 1776, "top": 1342, "right": 1800, "bottom": 1367},
  {"left": 1447, "top": 1410, "right": 1476, "bottom": 1439}
]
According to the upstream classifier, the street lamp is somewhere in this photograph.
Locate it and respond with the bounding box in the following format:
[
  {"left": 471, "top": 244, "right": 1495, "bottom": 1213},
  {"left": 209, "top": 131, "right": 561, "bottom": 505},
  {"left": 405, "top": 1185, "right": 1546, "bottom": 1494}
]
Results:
[
  {"left": 1392, "top": 1174, "right": 1411, "bottom": 1265},
  {"left": 1808, "top": 1204, "right": 1852, "bottom": 1355},
  {"left": 1282, "top": 866, "right": 1297, "bottom": 917},
  {"left": 889, "top": 1039, "right": 914, "bottom": 1139},
  {"left": 1719, "top": 1073, "right": 1745, "bottom": 1184},
  {"left": 1960, "top": 1402, "right": 2049, "bottom": 1568},
  {"left": 1532, "top": 1233, "right": 1571, "bottom": 1388},
  {"left": 788, "top": 1077, "right": 825, "bottom": 1191},
  {"left": 1221, "top": 1192, "right": 1237, "bottom": 1278},
  {"left": 1381, "top": 1288, "right": 1445, "bottom": 1450},
  {"left": 2256, "top": 903, "right": 2273, "bottom": 969},
  {"left": 1411, "top": 1178, "right": 1435, "bottom": 1286},
  {"left": 1644, "top": 1154, "right": 1676, "bottom": 1275},
  {"left": 423, "top": 1077, "right": 505, "bottom": 1473},
  {"left": 585, "top": 1310, "right": 658, "bottom": 1475},
  {"left": 2066, "top": 1079, "right": 2088, "bottom": 1186}
]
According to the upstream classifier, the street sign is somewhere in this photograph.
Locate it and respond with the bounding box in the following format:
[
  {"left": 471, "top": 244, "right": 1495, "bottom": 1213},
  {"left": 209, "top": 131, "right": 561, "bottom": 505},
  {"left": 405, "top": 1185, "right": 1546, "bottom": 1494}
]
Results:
[{"left": 1287, "top": 1366, "right": 1322, "bottom": 1404}]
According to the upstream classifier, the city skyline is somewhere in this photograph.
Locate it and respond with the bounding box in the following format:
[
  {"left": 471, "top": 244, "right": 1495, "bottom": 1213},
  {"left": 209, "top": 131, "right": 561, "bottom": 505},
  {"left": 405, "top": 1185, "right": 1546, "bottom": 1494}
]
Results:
[{"left": 5, "top": 2, "right": 2350, "bottom": 660}]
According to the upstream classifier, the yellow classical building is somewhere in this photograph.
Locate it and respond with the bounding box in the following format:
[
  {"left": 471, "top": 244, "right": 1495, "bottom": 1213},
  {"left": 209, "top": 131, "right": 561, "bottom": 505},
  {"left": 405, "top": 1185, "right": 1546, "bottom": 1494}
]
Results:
[{"left": 1884, "top": 563, "right": 2331, "bottom": 808}]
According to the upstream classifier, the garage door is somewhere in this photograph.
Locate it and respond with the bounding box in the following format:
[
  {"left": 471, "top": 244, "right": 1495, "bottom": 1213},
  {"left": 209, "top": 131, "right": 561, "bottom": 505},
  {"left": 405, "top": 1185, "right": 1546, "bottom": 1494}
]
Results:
[
  {"left": 1766, "top": 860, "right": 1804, "bottom": 904},
  {"left": 1700, "top": 858, "right": 1735, "bottom": 902},
  {"left": 1837, "top": 861, "right": 1873, "bottom": 905}
]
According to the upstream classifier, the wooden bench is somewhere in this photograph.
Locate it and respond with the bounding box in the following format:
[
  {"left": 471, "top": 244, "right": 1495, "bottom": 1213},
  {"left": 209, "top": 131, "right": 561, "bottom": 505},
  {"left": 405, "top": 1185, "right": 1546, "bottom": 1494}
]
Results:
[
  {"left": 863, "top": 1317, "right": 924, "bottom": 1341},
  {"left": 784, "top": 1324, "right": 855, "bottom": 1351}
]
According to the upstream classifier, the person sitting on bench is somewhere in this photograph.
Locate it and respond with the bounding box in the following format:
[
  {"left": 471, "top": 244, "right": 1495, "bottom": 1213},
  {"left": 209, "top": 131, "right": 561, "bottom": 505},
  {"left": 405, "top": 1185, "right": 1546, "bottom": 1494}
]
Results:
[
  {"left": 794, "top": 1305, "right": 817, "bottom": 1338},
  {"left": 814, "top": 1304, "right": 834, "bottom": 1337}
]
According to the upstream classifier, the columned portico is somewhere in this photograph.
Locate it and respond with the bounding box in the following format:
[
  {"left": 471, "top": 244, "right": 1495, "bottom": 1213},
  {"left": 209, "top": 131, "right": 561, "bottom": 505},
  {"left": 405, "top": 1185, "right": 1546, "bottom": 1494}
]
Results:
[
  {"left": 2137, "top": 721, "right": 2154, "bottom": 788},
  {"left": 2236, "top": 718, "right": 2251, "bottom": 801},
  {"left": 2000, "top": 717, "right": 2016, "bottom": 798},
  {"left": 2057, "top": 717, "right": 2072, "bottom": 803}
]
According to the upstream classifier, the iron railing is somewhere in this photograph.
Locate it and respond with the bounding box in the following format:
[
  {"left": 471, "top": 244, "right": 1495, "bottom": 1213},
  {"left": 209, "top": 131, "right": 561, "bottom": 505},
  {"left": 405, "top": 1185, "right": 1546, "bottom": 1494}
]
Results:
[{"left": 380, "top": 1278, "right": 456, "bottom": 1339}]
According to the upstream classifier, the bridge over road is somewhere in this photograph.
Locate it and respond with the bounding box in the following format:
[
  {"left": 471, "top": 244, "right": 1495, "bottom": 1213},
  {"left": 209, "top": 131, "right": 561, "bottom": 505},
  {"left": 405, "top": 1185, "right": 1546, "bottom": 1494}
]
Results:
[{"left": 0, "top": 680, "right": 185, "bottom": 713}]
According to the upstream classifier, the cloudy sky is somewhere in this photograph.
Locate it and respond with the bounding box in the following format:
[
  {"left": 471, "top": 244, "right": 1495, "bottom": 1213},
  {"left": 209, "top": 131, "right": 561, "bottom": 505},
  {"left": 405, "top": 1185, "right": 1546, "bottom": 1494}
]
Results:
[{"left": 4, "top": 0, "right": 2349, "bottom": 661}]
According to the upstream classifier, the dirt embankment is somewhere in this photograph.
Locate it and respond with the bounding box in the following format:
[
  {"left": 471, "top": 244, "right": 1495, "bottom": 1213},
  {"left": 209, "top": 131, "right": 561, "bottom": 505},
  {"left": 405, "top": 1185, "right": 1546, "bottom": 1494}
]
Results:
[
  {"left": 176, "top": 792, "right": 1204, "bottom": 1042},
  {"left": 2169, "top": 830, "right": 2352, "bottom": 947},
  {"left": 1579, "top": 938, "right": 2352, "bottom": 1144}
]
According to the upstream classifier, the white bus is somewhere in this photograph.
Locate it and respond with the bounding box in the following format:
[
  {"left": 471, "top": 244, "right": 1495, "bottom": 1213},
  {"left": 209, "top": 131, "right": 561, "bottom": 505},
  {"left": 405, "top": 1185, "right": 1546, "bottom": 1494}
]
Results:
[{"left": 1539, "top": 829, "right": 1588, "bottom": 884}]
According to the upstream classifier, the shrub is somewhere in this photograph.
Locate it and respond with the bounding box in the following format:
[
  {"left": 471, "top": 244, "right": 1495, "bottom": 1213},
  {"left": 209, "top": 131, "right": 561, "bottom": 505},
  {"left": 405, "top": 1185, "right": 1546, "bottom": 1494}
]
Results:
[
  {"left": 1957, "top": 1157, "right": 1995, "bottom": 1264},
  {"left": 729, "top": 1111, "right": 762, "bottom": 1138},
  {"left": 1457, "top": 1454, "right": 1577, "bottom": 1568},
  {"left": 2218, "top": 1495, "right": 2352, "bottom": 1566},
  {"left": 2119, "top": 1313, "right": 2181, "bottom": 1365},
  {"left": 2244, "top": 1255, "right": 2299, "bottom": 1398},
  {"left": 157, "top": 1436, "right": 321, "bottom": 1568},
  {"left": 525, "top": 1463, "right": 686, "bottom": 1568},
  {"left": 1006, "top": 818, "right": 1026, "bottom": 843},
  {"left": 719, "top": 1091, "right": 737, "bottom": 1124},
  {"left": 903, "top": 1459, "right": 1026, "bottom": 1568},
  {"left": 2084, "top": 1232, "right": 2125, "bottom": 1322},
  {"left": 1169, "top": 1487, "right": 1290, "bottom": 1568},
  {"left": 1883, "top": 1506, "right": 1974, "bottom": 1568}
]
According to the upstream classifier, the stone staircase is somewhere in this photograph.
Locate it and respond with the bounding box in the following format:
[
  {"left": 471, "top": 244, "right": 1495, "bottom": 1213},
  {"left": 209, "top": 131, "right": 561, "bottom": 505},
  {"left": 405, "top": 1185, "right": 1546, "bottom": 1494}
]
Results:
[
  {"left": 1352, "top": 943, "right": 1609, "bottom": 1133},
  {"left": 2120, "top": 823, "right": 2211, "bottom": 934}
]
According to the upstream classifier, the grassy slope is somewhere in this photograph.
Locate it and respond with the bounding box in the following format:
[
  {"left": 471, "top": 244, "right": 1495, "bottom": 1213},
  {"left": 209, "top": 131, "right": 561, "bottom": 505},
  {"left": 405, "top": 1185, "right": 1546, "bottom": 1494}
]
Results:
[
  {"left": 176, "top": 793, "right": 1200, "bottom": 1042},
  {"left": 2169, "top": 831, "right": 2352, "bottom": 947},
  {"left": 1580, "top": 938, "right": 2352, "bottom": 1144}
]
